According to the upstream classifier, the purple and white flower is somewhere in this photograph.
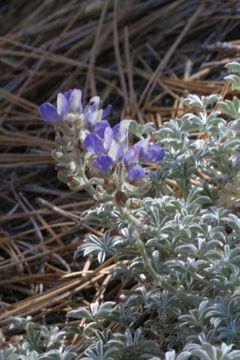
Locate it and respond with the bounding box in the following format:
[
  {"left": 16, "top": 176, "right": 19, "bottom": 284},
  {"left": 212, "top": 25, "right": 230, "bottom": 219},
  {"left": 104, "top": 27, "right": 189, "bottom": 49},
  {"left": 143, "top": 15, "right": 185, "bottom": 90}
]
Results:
[
  {"left": 123, "top": 146, "right": 144, "bottom": 181},
  {"left": 122, "top": 139, "right": 164, "bottom": 181},
  {"left": 83, "top": 120, "right": 164, "bottom": 181},
  {"left": 39, "top": 88, "right": 165, "bottom": 184},
  {"left": 39, "top": 89, "right": 111, "bottom": 128},
  {"left": 134, "top": 138, "right": 165, "bottom": 163},
  {"left": 83, "top": 120, "right": 126, "bottom": 173},
  {"left": 83, "top": 96, "right": 112, "bottom": 131}
]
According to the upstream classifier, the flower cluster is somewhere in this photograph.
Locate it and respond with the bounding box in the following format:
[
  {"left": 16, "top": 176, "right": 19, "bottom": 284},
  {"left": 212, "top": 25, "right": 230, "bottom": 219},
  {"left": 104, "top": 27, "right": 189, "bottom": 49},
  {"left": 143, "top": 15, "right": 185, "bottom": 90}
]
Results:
[
  {"left": 83, "top": 119, "right": 164, "bottom": 181},
  {"left": 39, "top": 88, "right": 164, "bottom": 192},
  {"left": 40, "top": 88, "right": 111, "bottom": 129}
]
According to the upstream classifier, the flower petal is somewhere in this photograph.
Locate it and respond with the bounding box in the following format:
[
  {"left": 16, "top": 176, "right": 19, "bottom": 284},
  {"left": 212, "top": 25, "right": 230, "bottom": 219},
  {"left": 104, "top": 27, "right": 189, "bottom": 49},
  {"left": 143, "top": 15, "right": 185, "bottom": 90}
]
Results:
[
  {"left": 103, "top": 126, "right": 113, "bottom": 152},
  {"left": 140, "top": 144, "right": 165, "bottom": 163},
  {"left": 127, "top": 164, "right": 145, "bottom": 181},
  {"left": 102, "top": 104, "right": 112, "bottom": 117},
  {"left": 124, "top": 147, "right": 139, "bottom": 166},
  {"left": 94, "top": 154, "right": 113, "bottom": 172},
  {"left": 94, "top": 120, "right": 111, "bottom": 138},
  {"left": 113, "top": 120, "right": 129, "bottom": 150},
  {"left": 69, "top": 89, "right": 82, "bottom": 113},
  {"left": 39, "top": 103, "right": 60, "bottom": 124},
  {"left": 88, "top": 96, "right": 101, "bottom": 111},
  {"left": 63, "top": 89, "right": 73, "bottom": 101},
  {"left": 108, "top": 139, "right": 123, "bottom": 162},
  {"left": 83, "top": 133, "right": 103, "bottom": 154},
  {"left": 113, "top": 120, "right": 129, "bottom": 141},
  {"left": 84, "top": 110, "right": 99, "bottom": 130},
  {"left": 57, "top": 93, "right": 69, "bottom": 119},
  {"left": 134, "top": 138, "right": 148, "bottom": 153}
]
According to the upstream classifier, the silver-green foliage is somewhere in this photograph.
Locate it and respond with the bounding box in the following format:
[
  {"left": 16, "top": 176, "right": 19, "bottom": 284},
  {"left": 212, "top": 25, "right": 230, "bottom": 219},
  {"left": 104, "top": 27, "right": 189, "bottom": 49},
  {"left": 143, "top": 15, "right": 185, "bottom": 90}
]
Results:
[
  {"left": 2, "top": 317, "right": 76, "bottom": 360},
  {"left": 6, "top": 62, "right": 240, "bottom": 359},
  {"left": 70, "top": 62, "right": 240, "bottom": 359}
]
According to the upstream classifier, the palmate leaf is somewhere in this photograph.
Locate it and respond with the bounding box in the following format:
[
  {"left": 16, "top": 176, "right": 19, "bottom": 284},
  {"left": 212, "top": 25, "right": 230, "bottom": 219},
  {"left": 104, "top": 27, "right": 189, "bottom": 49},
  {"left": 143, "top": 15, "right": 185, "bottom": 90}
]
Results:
[
  {"left": 67, "top": 301, "right": 118, "bottom": 322},
  {"left": 203, "top": 94, "right": 221, "bottom": 107},
  {"left": 80, "top": 203, "right": 120, "bottom": 227},
  {"left": 183, "top": 94, "right": 220, "bottom": 110},
  {"left": 204, "top": 294, "right": 240, "bottom": 345},
  {"left": 224, "top": 75, "right": 240, "bottom": 90},
  {"left": 18, "top": 351, "right": 40, "bottom": 360},
  {"left": 82, "top": 341, "right": 111, "bottom": 360},
  {"left": 182, "top": 341, "right": 240, "bottom": 360},
  {"left": 37, "top": 347, "right": 76, "bottom": 360},
  {"left": 75, "top": 230, "right": 117, "bottom": 263},
  {"left": 0, "top": 349, "right": 20, "bottom": 360},
  {"left": 225, "top": 61, "right": 240, "bottom": 74},
  {"left": 105, "top": 329, "right": 161, "bottom": 360},
  {"left": 66, "top": 307, "right": 91, "bottom": 320},
  {"left": 225, "top": 62, "right": 240, "bottom": 90},
  {"left": 219, "top": 97, "right": 240, "bottom": 119},
  {"left": 155, "top": 119, "right": 187, "bottom": 148},
  {"left": 183, "top": 94, "right": 204, "bottom": 109},
  {"left": 129, "top": 120, "right": 155, "bottom": 137}
]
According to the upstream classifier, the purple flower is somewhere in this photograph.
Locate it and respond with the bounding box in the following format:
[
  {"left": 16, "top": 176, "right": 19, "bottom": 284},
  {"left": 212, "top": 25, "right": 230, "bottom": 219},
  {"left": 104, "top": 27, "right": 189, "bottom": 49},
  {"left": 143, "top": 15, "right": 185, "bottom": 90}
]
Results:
[
  {"left": 122, "top": 139, "right": 164, "bottom": 181},
  {"left": 83, "top": 133, "right": 104, "bottom": 154},
  {"left": 84, "top": 119, "right": 164, "bottom": 180},
  {"left": 124, "top": 147, "right": 139, "bottom": 166},
  {"left": 40, "top": 87, "right": 165, "bottom": 185},
  {"left": 124, "top": 147, "right": 144, "bottom": 181},
  {"left": 108, "top": 139, "right": 124, "bottom": 162},
  {"left": 141, "top": 144, "right": 165, "bottom": 162},
  {"left": 64, "top": 88, "right": 82, "bottom": 113},
  {"left": 39, "top": 89, "right": 82, "bottom": 124},
  {"left": 127, "top": 164, "right": 145, "bottom": 181},
  {"left": 39, "top": 103, "right": 61, "bottom": 124},
  {"left": 94, "top": 120, "right": 113, "bottom": 148},
  {"left": 84, "top": 120, "right": 145, "bottom": 180},
  {"left": 84, "top": 121, "right": 113, "bottom": 154},
  {"left": 83, "top": 120, "right": 126, "bottom": 174},
  {"left": 112, "top": 120, "right": 129, "bottom": 151},
  {"left": 83, "top": 96, "right": 112, "bottom": 131},
  {"left": 93, "top": 154, "right": 113, "bottom": 172},
  {"left": 39, "top": 89, "right": 111, "bottom": 127},
  {"left": 134, "top": 139, "right": 165, "bottom": 163}
]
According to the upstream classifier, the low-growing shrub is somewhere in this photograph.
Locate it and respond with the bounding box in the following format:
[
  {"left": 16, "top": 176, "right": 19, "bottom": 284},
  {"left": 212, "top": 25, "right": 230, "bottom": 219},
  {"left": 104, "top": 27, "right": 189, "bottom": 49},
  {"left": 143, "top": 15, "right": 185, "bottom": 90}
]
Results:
[{"left": 4, "top": 62, "right": 240, "bottom": 360}]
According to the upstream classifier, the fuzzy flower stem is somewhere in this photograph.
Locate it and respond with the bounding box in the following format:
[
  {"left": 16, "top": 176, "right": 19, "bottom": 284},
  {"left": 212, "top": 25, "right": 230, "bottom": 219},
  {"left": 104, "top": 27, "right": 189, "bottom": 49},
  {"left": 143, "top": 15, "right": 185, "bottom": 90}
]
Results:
[{"left": 74, "top": 148, "right": 101, "bottom": 201}]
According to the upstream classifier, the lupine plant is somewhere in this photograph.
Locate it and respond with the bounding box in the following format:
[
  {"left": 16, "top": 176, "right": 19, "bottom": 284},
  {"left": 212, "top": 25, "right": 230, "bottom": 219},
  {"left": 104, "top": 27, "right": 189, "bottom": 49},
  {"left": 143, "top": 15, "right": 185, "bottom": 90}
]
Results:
[{"left": 4, "top": 62, "right": 240, "bottom": 359}]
